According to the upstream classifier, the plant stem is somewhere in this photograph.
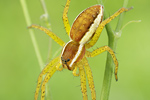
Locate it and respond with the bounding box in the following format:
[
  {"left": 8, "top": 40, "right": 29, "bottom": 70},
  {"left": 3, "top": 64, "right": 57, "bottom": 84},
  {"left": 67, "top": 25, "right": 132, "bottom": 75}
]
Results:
[
  {"left": 115, "top": 0, "right": 129, "bottom": 32},
  {"left": 40, "top": 0, "right": 53, "bottom": 60},
  {"left": 40, "top": 0, "right": 53, "bottom": 100},
  {"left": 40, "top": 0, "right": 51, "bottom": 30},
  {"left": 20, "top": 0, "right": 44, "bottom": 69},
  {"left": 100, "top": 0, "right": 129, "bottom": 100},
  {"left": 100, "top": 11, "right": 116, "bottom": 100}
]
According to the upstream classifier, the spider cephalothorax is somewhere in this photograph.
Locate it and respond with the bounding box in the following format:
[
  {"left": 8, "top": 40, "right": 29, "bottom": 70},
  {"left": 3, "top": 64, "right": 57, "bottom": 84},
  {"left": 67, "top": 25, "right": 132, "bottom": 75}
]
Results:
[
  {"left": 28, "top": 0, "right": 131, "bottom": 100},
  {"left": 61, "top": 41, "right": 85, "bottom": 70}
]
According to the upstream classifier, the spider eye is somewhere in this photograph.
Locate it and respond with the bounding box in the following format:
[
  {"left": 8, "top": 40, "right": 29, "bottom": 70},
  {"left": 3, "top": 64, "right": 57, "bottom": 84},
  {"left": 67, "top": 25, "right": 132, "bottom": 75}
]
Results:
[
  {"left": 61, "top": 57, "right": 70, "bottom": 64},
  {"left": 64, "top": 58, "right": 70, "bottom": 63},
  {"left": 67, "top": 59, "right": 70, "bottom": 62}
]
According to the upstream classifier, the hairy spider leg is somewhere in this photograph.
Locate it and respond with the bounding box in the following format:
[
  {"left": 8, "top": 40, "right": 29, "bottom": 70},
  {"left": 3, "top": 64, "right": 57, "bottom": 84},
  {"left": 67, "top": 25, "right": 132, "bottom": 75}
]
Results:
[
  {"left": 85, "top": 7, "right": 132, "bottom": 48},
  {"left": 41, "top": 62, "right": 61, "bottom": 100},
  {"left": 79, "top": 65, "right": 88, "bottom": 100},
  {"left": 34, "top": 56, "right": 60, "bottom": 100},
  {"left": 86, "top": 46, "right": 118, "bottom": 81},
  {"left": 63, "top": 0, "right": 71, "bottom": 35},
  {"left": 28, "top": 24, "right": 65, "bottom": 46},
  {"left": 83, "top": 57, "right": 96, "bottom": 100}
]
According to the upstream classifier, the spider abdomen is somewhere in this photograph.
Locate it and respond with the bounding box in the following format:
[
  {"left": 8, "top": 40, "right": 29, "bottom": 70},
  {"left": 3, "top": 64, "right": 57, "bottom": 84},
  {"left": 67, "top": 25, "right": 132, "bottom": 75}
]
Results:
[
  {"left": 61, "top": 41, "right": 85, "bottom": 70},
  {"left": 70, "top": 5, "right": 103, "bottom": 44}
]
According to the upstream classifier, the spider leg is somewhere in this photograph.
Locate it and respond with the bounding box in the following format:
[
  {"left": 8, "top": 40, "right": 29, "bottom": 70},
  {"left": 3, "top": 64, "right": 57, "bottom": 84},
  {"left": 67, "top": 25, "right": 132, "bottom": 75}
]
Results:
[
  {"left": 41, "top": 62, "right": 61, "bottom": 100},
  {"left": 28, "top": 24, "right": 65, "bottom": 46},
  {"left": 85, "top": 7, "right": 132, "bottom": 48},
  {"left": 56, "top": 62, "right": 63, "bottom": 71},
  {"left": 86, "top": 46, "right": 118, "bottom": 81},
  {"left": 63, "top": 0, "right": 71, "bottom": 36},
  {"left": 83, "top": 57, "right": 96, "bottom": 100},
  {"left": 79, "top": 66, "right": 88, "bottom": 100},
  {"left": 34, "top": 56, "right": 60, "bottom": 100},
  {"left": 73, "top": 65, "right": 79, "bottom": 76}
]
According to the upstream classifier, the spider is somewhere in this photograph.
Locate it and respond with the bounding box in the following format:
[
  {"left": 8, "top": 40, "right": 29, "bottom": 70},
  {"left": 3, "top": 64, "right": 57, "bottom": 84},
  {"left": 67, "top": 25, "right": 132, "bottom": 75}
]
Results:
[{"left": 28, "top": 0, "right": 131, "bottom": 100}]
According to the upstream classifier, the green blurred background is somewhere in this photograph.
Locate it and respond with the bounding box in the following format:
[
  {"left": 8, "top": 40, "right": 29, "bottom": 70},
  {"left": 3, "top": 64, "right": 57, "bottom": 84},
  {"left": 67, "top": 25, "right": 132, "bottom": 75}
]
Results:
[{"left": 0, "top": 0, "right": 149, "bottom": 100}]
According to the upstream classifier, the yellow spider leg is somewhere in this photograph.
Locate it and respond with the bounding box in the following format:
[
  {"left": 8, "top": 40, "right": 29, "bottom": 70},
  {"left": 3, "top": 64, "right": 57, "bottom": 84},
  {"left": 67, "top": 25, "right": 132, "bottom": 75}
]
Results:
[
  {"left": 72, "top": 65, "right": 79, "bottom": 76},
  {"left": 63, "top": 0, "right": 71, "bottom": 35},
  {"left": 83, "top": 57, "right": 96, "bottom": 100},
  {"left": 41, "top": 62, "right": 61, "bottom": 100},
  {"left": 34, "top": 56, "right": 60, "bottom": 100},
  {"left": 79, "top": 66, "right": 88, "bottom": 100},
  {"left": 28, "top": 24, "right": 65, "bottom": 46},
  {"left": 86, "top": 46, "right": 118, "bottom": 81},
  {"left": 85, "top": 7, "right": 132, "bottom": 48},
  {"left": 56, "top": 61, "right": 63, "bottom": 71},
  {"left": 56, "top": 65, "right": 63, "bottom": 71}
]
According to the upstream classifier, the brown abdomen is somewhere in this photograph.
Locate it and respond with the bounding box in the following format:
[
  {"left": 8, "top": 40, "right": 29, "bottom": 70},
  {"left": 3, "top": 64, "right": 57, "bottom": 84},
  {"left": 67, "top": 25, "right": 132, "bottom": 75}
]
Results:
[{"left": 70, "top": 5, "right": 103, "bottom": 43}]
